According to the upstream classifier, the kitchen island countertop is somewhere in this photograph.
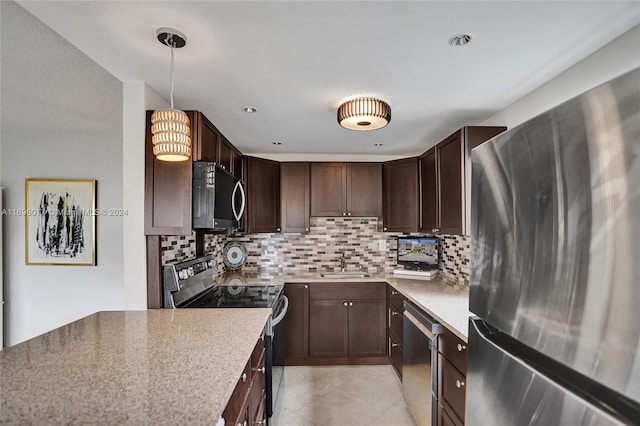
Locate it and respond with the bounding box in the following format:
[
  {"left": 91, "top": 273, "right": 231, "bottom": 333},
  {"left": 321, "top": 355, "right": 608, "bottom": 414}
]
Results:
[
  {"left": 216, "top": 270, "right": 471, "bottom": 342},
  {"left": 0, "top": 309, "right": 270, "bottom": 425}
]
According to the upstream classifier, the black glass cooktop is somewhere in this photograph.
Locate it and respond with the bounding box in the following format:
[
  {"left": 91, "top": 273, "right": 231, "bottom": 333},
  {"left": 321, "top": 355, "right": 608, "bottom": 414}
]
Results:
[{"left": 179, "top": 285, "right": 283, "bottom": 309}]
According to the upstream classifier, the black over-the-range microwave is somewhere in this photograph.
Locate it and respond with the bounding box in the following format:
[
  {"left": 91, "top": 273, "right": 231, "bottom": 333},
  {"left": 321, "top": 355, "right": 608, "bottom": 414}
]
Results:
[{"left": 192, "top": 161, "right": 245, "bottom": 231}]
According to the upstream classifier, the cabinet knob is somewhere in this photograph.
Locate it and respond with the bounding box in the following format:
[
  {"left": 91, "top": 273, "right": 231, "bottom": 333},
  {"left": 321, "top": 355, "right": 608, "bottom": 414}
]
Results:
[
  {"left": 241, "top": 372, "right": 247, "bottom": 383},
  {"left": 276, "top": 227, "right": 281, "bottom": 232},
  {"left": 391, "top": 290, "right": 398, "bottom": 295},
  {"left": 304, "top": 284, "right": 309, "bottom": 289},
  {"left": 391, "top": 343, "right": 399, "bottom": 348},
  {"left": 457, "top": 343, "right": 467, "bottom": 352},
  {"left": 305, "top": 228, "right": 309, "bottom": 232},
  {"left": 256, "top": 421, "right": 266, "bottom": 425},
  {"left": 383, "top": 227, "right": 388, "bottom": 231},
  {"left": 347, "top": 212, "right": 352, "bottom": 216},
  {"left": 349, "top": 301, "right": 353, "bottom": 307},
  {"left": 391, "top": 310, "right": 400, "bottom": 316},
  {"left": 456, "top": 380, "right": 465, "bottom": 388},
  {"left": 255, "top": 367, "right": 265, "bottom": 374},
  {"left": 343, "top": 302, "right": 348, "bottom": 306},
  {"left": 342, "top": 212, "right": 347, "bottom": 216}
]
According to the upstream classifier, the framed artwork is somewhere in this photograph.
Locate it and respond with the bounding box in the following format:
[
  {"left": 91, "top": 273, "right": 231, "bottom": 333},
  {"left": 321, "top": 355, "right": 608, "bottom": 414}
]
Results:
[{"left": 25, "top": 179, "right": 96, "bottom": 266}]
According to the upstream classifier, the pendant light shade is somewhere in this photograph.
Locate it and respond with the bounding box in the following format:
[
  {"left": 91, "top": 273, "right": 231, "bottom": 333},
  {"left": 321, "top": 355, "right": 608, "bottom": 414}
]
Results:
[
  {"left": 152, "top": 28, "right": 191, "bottom": 162},
  {"left": 337, "top": 97, "right": 391, "bottom": 131},
  {"left": 151, "top": 109, "right": 191, "bottom": 161}
]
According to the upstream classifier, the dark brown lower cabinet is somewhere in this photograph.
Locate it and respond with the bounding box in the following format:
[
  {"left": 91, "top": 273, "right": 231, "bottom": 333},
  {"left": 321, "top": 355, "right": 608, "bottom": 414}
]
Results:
[
  {"left": 437, "top": 328, "right": 468, "bottom": 426},
  {"left": 387, "top": 285, "right": 406, "bottom": 380},
  {"left": 288, "top": 282, "right": 387, "bottom": 364},
  {"left": 309, "top": 299, "right": 349, "bottom": 358},
  {"left": 222, "top": 336, "right": 266, "bottom": 426},
  {"left": 348, "top": 299, "right": 386, "bottom": 357},
  {"left": 283, "top": 283, "right": 309, "bottom": 359}
]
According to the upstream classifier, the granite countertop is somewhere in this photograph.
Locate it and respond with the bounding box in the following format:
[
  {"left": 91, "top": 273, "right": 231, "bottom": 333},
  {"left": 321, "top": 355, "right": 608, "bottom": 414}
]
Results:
[
  {"left": 216, "top": 270, "right": 471, "bottom": 341},
  {"left": 0, "top": 309, "right": 270, "bottom": 425}
]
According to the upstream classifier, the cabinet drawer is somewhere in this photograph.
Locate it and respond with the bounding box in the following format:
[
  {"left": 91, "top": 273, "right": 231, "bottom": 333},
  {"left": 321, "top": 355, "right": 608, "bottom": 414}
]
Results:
[
  {"left": 388, "top": 304, "right": 403, "bottom": 343},
  {"left": 389, "top": 334, "right": 403, "bottom": 380},
  {"left": 222, "top": 359, "right": 251, "bottom": 423},
  {"left": 439, "top": 356, "right": 466, "bottom": 423},
  {"left": 437, "top": 400, "right": 463, "bottom": 426},
  {"left": 439, "top": 327, "right": 467, "bottom": 373},
  {"left": 387, "top": 285, "right": 405, "bottom": 312},
  {"left": 310, "top": 282, "right": 386, "bottom": 300},
  {"left": 251, "top": 334, "right": 265, "bottom": 374}
]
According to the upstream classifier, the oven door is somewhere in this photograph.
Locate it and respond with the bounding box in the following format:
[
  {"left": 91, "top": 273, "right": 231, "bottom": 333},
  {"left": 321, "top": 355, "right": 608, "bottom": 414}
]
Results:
[{"left": 268, "top": 295, "right": 288, "bottom": 419}]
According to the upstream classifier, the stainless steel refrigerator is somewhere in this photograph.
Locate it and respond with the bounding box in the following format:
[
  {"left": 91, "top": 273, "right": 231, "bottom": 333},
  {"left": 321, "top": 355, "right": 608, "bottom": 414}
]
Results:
[{"left": 468, "top": 68, "right": 640, "bottom": 426}]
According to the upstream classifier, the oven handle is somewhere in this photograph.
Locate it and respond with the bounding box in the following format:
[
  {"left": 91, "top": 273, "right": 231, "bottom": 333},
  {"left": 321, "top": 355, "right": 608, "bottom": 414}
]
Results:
[{"left": 271, "top": 295, "right": 289, "bottom": 327}]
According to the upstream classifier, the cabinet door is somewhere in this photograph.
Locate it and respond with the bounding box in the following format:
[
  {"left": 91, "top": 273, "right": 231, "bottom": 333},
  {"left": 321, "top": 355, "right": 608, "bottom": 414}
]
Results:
[
  {"left": 232, "top": 149, "right": 244, "bottom": 179},
  {"left": 144, "top": 111, "right": 192, "bottom": 235},
  {"left": 420, "top": 148, "right": 438, "bottom": 233},
  {"left": 192, "top": 111, "right": 219, "bottom": 162},
  {"left": 437, "top": 133, "right": 464, "bottom": 235},
  {"left": 246, "top": 157, "right": 281, "bottom": 233},
  {"left": 218, "top": 136, "right": 233, "bottom": 172},
  {"left": 348, "top": 299, "right": 386, "bottom": 357},
  {"left": 309, "top": 299, "right": 348, "bottom": 358},
  {"left": 281, "top": 163, "right": 310, "bottom": 233},
  {"left": 311, "top": 163, "right": 346, "bottom": 216},
  {"left": 382, "top": 158, "right": 419, "bottom": 232},
  {"left": 346, "top": 163, "right": 382, "bottom": 216},
  {"left": 284, "top": 283, "right": 309, "bottom": 359}
]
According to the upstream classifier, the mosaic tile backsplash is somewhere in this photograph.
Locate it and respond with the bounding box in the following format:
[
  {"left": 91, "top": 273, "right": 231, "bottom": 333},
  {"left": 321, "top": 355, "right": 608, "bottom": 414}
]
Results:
[{"left": 161, "top": 218, "right": 470, "bottom": 283}]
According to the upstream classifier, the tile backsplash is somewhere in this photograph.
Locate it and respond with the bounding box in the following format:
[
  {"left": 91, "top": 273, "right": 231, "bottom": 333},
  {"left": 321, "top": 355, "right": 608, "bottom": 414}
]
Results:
[{"left": 161, "top": 218, "right": 470, "bottom": 284}]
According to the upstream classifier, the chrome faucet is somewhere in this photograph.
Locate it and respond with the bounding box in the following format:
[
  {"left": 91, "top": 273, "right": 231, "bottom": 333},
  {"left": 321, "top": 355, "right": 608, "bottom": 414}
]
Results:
[{"left": 339, "top": 253, "right": 346, "bottom": 272}]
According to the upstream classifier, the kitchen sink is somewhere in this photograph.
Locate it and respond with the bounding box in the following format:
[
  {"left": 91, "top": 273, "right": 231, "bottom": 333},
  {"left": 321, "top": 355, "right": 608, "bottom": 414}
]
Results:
[{"left": 320, "top": 272, "right": 370, "bottom": 278}]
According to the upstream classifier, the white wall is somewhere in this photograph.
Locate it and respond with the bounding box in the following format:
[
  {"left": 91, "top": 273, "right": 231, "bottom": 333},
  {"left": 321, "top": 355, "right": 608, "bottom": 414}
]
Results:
[
  {"left": 1, "top": 2, "right": 124, "bottom": 345},
  {"left": 482, "top": 24, "right": 640, "bottom": 129},
  {"left": 122, "top": 82, "right": 169, "bottom": 310},
  {"left": 2, "top": 133, "right": 124, "bottom": 344}
]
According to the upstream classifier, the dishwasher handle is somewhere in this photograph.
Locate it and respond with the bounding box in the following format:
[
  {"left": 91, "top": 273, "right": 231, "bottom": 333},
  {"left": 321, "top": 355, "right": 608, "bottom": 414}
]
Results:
[{"left": 403, "top": 301, "right": 442, "bottom": 340}]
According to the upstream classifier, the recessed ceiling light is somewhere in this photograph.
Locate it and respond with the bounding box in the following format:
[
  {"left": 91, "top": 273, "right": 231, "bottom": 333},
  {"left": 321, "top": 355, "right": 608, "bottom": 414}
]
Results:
[
  {"left": 272, "top": 141, "right": 282, "bottom": 145},
  {"left": 243, "top": 106, "right": 257, "bottom": 113},
  {"left": 448, "top": 34, "right": 472, "bottom": 47},
  {"left": 374, "top": 143, "right": 384, "bottom": 147}
]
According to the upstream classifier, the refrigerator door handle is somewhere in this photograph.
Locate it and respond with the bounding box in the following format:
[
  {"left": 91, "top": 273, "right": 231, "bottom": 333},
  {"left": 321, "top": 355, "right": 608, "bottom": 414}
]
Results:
[{"left": 470, "top": 319, "right": 640, "bottom": 425}]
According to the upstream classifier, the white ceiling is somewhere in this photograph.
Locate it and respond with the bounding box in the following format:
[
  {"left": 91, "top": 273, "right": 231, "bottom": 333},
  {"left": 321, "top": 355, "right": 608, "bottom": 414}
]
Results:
[{"left": 13, "top": 1, "right": 640, "bottom": 157}]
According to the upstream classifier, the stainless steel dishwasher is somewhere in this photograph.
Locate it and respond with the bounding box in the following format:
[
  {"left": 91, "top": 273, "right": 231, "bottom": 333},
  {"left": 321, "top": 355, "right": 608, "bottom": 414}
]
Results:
[{"left": 403, "top": 300, "right": 442, "bottom": 426}]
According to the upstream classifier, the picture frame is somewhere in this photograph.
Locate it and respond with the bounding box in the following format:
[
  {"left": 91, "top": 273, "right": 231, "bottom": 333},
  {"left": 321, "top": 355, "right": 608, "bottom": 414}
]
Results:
[{"left": 25, "top": 179, "right": 96, "bottom": 266}]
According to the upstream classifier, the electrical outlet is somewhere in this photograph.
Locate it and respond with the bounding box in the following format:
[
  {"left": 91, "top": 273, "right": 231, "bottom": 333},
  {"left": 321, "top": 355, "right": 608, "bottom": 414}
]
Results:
[{"left": 378, "top": 239, "right": 386, "bottom": 251}]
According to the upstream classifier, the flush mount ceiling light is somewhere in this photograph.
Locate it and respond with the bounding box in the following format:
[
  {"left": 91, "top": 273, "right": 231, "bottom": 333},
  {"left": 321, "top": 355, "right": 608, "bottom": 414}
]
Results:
[
  {"left": 151, "top": 28, "right": 191, "bottom": 162},
  {"left": 337, "top": 97, "right": 391, "bottom": 131},
  {"left": 448, "top": 34, "right": 472, "bottom": 47}
]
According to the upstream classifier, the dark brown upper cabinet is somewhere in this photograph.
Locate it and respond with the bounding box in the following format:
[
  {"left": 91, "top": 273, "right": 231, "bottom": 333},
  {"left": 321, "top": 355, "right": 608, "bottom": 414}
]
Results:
[
  {"left": 218, "top": 135, "right": 233, "bottom": 173},
  {"left": 420, "top": 126, "right": 506, "bottom": 235},
  {"left": 246, "top": 156, "right": 281, "bottom": 233},
  {"left": 144, "top": 110, "right": 192, "bottom": 236},
  {"left": 232, "top": 148, "right": 244, "bottom": 179},
  {"left": 382, "top": 157, "right": 419, "bottom": 233},
  {"left": 281, "top": 162, "right": 310, "bottom": 233},
  {"left": 190, "top": 111, "right": 219, "bottom": 163},
  {"left": 347, "top": 163, "right": 382, "bottom": 217},
  {"left": 310, "top": 162, "right": 382, "bottom": 217}
]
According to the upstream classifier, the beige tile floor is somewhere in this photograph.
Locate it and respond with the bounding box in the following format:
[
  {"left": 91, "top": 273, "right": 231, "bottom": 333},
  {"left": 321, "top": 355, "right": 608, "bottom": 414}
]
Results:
[{"left": 271, "top": 365, "right": 416, "bottom": 426}]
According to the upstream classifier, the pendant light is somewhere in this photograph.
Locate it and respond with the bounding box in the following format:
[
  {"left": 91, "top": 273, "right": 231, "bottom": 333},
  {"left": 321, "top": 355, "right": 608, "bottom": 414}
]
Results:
[
  {"left": 337, "top": 97, "right": 391, "bottom": 131},
  {"left": 151, "top": 28, "right": 191, "bottom": 162}
]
